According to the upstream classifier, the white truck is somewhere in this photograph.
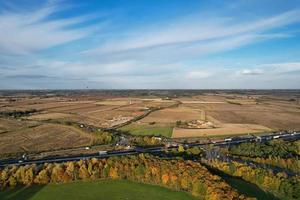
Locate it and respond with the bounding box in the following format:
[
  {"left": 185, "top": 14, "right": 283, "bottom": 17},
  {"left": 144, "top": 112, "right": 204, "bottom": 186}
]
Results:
[
  {"left": 99, "top": 151, "right": 107, "bottom": 155},
  {"left": 224, "top": 138, "right": 232, "bottom": 142}
]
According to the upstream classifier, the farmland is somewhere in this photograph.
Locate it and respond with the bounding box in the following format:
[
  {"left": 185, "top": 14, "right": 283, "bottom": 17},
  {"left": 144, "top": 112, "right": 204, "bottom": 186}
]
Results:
[
  {"left": 0, "top": 90, "right": 299, "bottom": 155},
  {"left": 120, "top": 123, "right": 174, "bottom": 137},
  {"left": 172, "top": 124, "right": 271, "bottom": 138},
  {"left": 0, "top": 123, "right": 94, "bottom": 156}
]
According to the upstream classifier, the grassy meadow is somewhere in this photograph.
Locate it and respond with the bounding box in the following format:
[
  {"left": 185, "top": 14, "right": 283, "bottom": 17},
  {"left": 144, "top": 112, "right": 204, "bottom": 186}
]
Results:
[{"left": 0, "top": 179, "right": 197, "bottom": 200}]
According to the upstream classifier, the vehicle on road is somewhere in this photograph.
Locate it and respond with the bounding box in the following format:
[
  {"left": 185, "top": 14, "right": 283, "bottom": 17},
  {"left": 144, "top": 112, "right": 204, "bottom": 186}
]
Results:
[{"left": 99, "top": 151, "right": 107, "bottom": 155}]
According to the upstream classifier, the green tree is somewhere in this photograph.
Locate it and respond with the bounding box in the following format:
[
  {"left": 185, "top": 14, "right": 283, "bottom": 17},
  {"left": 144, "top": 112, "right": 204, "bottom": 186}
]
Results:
[{"left": 178, "top": 145, "right": 185, "bottom": 153}]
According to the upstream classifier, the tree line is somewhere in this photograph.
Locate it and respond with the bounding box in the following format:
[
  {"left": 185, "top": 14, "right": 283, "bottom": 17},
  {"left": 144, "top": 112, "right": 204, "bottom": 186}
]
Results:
[
  {"left": 232, "top": 156, "right": 300, "bottom": 174},
  {"left": 130, "top": 135, "right": 163, "bottom": 146},
  {"left": 209, "top": 159, "right": 300, "bottom": 200},
  {"left": 229, "top": 139, "right": 299, "bottom": 158},
  {"left": 0, "top": 109, "right": 38, "bottom": 118},
  {"left": 43, "top": 119, "right": 164, "bottom": 146},
  {"left": 228, "top": 139, "right": 300, "bottom": 174},
  {"left": 0, "top": 154, "right": 252, "bottom": 200}
]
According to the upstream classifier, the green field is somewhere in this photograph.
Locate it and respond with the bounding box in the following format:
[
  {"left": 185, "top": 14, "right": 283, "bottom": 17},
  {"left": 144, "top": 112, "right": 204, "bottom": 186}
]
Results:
[
  {"left": 120, "top": 123, "right": 173, "bottom": 137},
  {"left": 0, "top": 179, "right": 197, "bottom": 200}
]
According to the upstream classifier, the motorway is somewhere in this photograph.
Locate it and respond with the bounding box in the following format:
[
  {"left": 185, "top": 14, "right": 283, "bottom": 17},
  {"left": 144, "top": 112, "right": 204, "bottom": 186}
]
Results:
[{"left": 0, "top": 131, "right": 299, "bottom": 168}]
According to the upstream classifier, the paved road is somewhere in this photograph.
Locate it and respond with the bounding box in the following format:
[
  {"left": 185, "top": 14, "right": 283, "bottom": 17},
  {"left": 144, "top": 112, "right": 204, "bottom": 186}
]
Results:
[{"left": 0, "top": 132, "right": 299, "bottom": 167}]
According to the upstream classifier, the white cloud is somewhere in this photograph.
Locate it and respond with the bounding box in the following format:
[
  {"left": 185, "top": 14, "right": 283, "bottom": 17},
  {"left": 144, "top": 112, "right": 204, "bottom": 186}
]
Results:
[
  {"left": 78, "top": 9, "right": 300, "bottom": 78},
  {"left": 264, "top": 62, "right": 300, "bottom": 74},
  {"left": 0, "top": 1, "right": 300, "bottom": 89},
  {"left": 235, "top": 62, "right": 300, "bottom": 77},
  {"left": 84, "top": 9, "right": 300, "bottom": 56},
  {"left": 186, "top": 70, "right": 212, "bottom": 79},
  {"left": 238, "top": 69, "right": 263, "bottom": 75},
  {"left": 1, "top": 59, "right": 300, "bottom": 89},
  {"left": 0, "top": 2, "right": 104, "bottom": 55}
]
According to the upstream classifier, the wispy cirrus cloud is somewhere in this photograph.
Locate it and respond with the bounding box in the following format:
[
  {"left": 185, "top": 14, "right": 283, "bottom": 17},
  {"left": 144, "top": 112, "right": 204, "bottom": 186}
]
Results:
[
  {"left": 0, "top": 1, "right": 106, "bottom": 55},
  {"left": 1, "top": 57, "right": 300, "bottom": 89},
  {"left": 0, "top": 1, "right": 300, "bottom": 89},
  {"left": 84, "top": 9, "right": 300, "bottom": 58},
  {"left": 236, "top": 62, "right": 300, "bottom": 78},
  {"left": 4, "top": 74, "right": 56, "bottom": 79},
  {"left": 238, "top": 69, "right": 264, "bottom": 75},
  {"left": 264, "top": 62, "right": 300, "bottom": 75},
  {"left": 186, "top": 70, "right": 212, "bottom": 79},
  {"left": 237, "top": 62, "right": 300, "bottom": 76}
]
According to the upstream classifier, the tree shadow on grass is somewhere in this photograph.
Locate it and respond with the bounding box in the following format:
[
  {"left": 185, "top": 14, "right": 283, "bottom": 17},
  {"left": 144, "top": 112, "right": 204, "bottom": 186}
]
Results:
[
  {"left": 0, "top": 185, "right": 45, "bottom": 200},
  {"left": 203, "top": 163, "right": 280, "bottom": 200}
]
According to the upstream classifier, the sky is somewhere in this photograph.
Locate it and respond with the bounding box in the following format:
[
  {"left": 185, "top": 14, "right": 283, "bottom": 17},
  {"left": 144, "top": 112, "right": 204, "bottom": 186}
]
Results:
[{"left": 0, "top": 0, "right": 300, "bottom": 89}]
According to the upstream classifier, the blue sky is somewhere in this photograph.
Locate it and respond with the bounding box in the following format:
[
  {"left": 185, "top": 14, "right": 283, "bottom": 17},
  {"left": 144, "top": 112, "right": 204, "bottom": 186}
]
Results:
[{"left": 0, "top": 0, "right": 300, "bottom": 89}]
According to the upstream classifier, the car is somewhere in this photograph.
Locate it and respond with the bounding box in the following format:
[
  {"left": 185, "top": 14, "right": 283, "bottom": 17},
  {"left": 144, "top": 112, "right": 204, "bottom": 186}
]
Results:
[
  {"left": 18, "top": 160, "right": 23, "bottom": 163},
  {"left": 85, "top": 146, "right": 90, "bottom": 150},
  {"left": 22, "top": 154, "right": 27, "bottom": 160}
]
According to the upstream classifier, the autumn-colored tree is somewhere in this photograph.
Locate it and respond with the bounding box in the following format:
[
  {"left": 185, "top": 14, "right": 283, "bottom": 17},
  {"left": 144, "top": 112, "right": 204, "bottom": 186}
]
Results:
[
  {"left": 34, "top": 169, "right": 50, "bottom": 184},
  {"left": 0, "top": 154, "right": 254, "bottom": 200},
  {"left": 23, "top": 167, "right": 34, "bottom": 185},
  {"left": 51, "top": 164, "right": 65, "bottom": 183},
  {"left": 109, "top": 167, "right": 119, "bottom": 179},
  {"left": 178, "top": 145, "right": 185, "bottom": 153},
  {"left": 209, "top": 159, "right": 300, "bottom": 200},
  {"left": 161, "top": 173, "right": 169, "bottom": 185},
  {"left": 8, "top": 176, "right": 17, "bottom": 188},
  {"left": 0, "top": 169, "right": 9, "bottom": 187},
  {"left": 65, "top": 162, "right": 77, "bottom": 180},
  {"left": 191, "top": 180, "right": 206, "bottom": 197},
  {"left": 180, "top": 175, "right": 189, "bottom": 190},
  {"left": 78, "top": 163, "right": 90, "bottom": 180}
]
